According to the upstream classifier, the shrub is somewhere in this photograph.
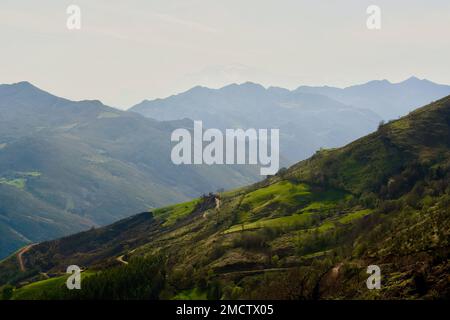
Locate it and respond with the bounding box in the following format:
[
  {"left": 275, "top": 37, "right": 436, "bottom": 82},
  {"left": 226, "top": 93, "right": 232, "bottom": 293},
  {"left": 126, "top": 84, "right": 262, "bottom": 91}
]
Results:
[
  {"left": 233, "top": 231, "right": 268, "bottom": 250},
  {"left": 1, "top": 285, "right": 13, "bottom": 300}
]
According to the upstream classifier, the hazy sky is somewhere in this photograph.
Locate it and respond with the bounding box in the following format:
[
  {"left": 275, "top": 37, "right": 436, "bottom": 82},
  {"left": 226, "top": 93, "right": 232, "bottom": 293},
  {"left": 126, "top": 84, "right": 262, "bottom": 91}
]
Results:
[{"left": 1, "top": 0, "right": 449, "bottom": 109}]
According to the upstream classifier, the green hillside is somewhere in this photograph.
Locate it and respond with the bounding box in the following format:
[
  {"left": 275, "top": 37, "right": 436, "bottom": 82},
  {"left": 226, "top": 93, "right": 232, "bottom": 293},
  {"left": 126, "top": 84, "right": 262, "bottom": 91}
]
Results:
[{"left": 1, "top": 96, "right": 449, "bottom": 300}]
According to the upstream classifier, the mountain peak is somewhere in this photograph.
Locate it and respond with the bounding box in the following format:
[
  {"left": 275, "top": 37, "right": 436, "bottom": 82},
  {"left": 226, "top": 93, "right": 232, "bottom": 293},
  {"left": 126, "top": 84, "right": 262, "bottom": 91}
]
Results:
[
  {"left": 402, "top": 76, "right": 422, "bottom": 83},
  {"left": 0, "top": 81, "right": 52, "bottom": 98},
  {"left": 365, "top": 79, "right": 392, "bottom": 86},
  {"left": 221, "top": 81, "right": 266, "bottom": 92},
  {"left": 1, "top": 81, "right": 37, "bottom": 90},
  {"left": 240, "top": 81, "right": 266, "bottom": 90},
  {"left": 398, "top": 76, "right": 440, "bottom": 87},
  {"left": 14, "top": 81, "right": 34, "bottom": 87}
]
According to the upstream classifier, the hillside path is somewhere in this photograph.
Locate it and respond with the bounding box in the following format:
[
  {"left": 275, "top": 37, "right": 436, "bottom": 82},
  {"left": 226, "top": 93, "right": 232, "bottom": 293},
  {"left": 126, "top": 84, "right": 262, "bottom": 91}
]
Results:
[
  {"left": 331, "top": 263, "right": 343, "bottom": 279},
  {"left": 116, "top": 255, "right": 129, "bottom": 265},
  {"left": 17, "top": 244, "right": 37, "bottom": 272}
]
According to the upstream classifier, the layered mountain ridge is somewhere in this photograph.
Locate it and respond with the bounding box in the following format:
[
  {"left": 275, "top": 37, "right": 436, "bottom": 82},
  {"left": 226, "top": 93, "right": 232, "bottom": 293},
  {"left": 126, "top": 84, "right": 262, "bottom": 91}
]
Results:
[
  {"left": 0, "top": 82, "right": 259, "bottom": 258},
  {"left": 130, "top": 77, "right": 450, "bottom": 162}
]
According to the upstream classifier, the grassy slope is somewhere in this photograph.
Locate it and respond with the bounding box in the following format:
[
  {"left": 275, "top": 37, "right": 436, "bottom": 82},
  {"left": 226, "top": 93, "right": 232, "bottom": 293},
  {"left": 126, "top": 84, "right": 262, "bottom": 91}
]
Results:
[
  {"left": 10, "top": 271, "right": 94, "bottom": 300},
  {"left": 1, "top": 96, "right": 450, "bottom": 299}
]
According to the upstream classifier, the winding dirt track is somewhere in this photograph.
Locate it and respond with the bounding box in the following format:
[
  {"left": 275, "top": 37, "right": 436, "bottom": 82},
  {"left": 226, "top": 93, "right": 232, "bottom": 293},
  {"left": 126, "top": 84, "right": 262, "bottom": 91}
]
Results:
[
  {"left": 331, "top": 262, "right": 343, "bottom": 279},
  {"left": 17, "top": 244, "right": 36, "bottom": 272},
  {"left": 116, "top": 255, "right": 129, "bottom": 265}
]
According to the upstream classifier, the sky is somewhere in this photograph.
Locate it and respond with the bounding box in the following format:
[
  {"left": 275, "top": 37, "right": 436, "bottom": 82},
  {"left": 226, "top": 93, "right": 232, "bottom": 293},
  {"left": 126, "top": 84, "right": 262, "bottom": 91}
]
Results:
[{"left": 0, "top": 0, "right": 449, "bottom": 109}]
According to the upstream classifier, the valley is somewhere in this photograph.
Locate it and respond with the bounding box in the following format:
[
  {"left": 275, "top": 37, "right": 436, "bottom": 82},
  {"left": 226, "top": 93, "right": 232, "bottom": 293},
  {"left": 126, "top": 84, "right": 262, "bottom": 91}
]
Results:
[{"left": 0, "top": 82, "right": 260, "bottom": 259}]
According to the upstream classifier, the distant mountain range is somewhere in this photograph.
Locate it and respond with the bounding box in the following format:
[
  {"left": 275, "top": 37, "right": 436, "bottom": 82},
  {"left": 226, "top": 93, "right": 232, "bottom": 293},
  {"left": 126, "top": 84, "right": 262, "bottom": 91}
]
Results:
[
  {"left": 130, "top": 77, "right": 450, "bottom": 162},
  {"left": 0, "top": 82, "right": 259, "bottom": 258},
  {"left": 296, "top": 76, "right": 450, "bottom": 120}
]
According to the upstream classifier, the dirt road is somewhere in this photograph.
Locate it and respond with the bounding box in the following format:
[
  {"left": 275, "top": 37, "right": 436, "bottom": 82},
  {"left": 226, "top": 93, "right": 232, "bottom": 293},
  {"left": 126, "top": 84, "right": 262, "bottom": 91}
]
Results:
[
  {"left": 17, "top": 244, "right": 36, "bottom": 272},
  {"left": 116, "top": 255, "right": 129, "bottom": 265}
]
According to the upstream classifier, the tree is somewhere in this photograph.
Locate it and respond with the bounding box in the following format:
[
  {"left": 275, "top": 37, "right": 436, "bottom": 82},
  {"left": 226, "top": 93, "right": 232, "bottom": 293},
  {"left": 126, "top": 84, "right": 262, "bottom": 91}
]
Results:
[{"left": 1, "top": 285, "right": 14, "bottom": 300}]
